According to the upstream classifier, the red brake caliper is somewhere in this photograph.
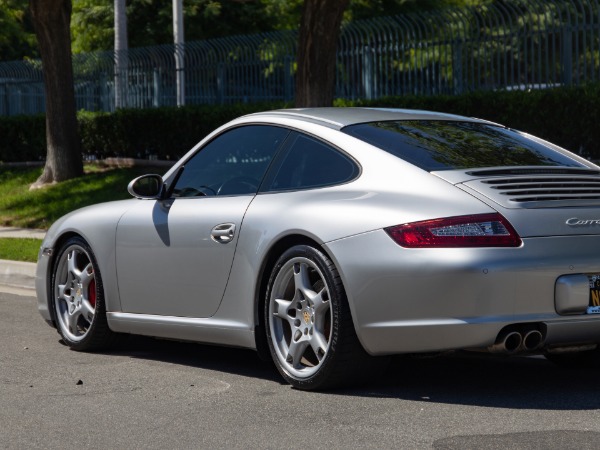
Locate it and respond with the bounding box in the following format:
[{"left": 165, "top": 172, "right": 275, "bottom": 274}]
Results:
[{"left": 88, "top": 279, "right": 97, "bottom": 308}]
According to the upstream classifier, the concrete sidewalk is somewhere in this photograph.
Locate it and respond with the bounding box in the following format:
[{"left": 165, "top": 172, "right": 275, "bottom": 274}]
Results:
[
  {"left": 0, "top": 227, "right": 46, "bottom": 239},
  {"left": 0, "top": 227, "right": 45, "bottom": 295}
]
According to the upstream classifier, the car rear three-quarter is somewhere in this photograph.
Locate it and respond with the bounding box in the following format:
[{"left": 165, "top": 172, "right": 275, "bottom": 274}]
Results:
[{"left": 329, "top": 117, "right": 600, "bottom": 366}]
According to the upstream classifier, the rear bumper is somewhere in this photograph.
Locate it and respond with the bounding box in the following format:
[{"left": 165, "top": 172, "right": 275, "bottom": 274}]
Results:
[
  {"left": 325, "top": 231, "right": 600, "bottom": 355},
  {"left": 356, "top": 318, "right": 600, "bottom": 355}
]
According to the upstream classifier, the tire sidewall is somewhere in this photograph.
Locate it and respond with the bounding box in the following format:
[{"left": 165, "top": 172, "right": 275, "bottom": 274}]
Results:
[
  {"left": 265, "top": 244, "right": 345, "bottom": 389},
  {"left": 51, "top": 236, "right": 105, "bottom": 349}
]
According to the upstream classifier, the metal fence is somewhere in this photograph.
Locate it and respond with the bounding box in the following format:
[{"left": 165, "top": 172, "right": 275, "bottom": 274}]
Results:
[{"left": 1, "top": 0, "right": 599, "bottom": 116}]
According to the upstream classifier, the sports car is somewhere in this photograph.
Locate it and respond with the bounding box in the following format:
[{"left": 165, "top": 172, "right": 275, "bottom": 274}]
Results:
[{"left": 36, "top": 107, "right": 600, "bottom": 390}]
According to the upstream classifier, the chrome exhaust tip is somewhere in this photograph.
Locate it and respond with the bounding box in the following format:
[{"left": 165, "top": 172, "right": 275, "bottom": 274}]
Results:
[
  {"left": 522, "top": 330, "right": 544, "bottom": 351},
  {"left": 488, "top": 331, "right": 522, "bottom": 354}
]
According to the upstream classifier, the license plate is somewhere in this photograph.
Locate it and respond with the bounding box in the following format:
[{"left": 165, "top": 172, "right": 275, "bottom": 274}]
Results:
[{"left": 588, "top": 275, "right": 600, "bottom": 314}]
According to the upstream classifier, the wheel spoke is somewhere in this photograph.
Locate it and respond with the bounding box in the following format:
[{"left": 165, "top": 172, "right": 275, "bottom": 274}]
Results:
[
  {"left": 293, "top": 263, "right": 314, "bottom": 298},
  {"left": 81, "top": 300, "right": 95, "bottom": 322},
  {"left": 287, "top": 339, "right": 309, "bottom": 368},
  {"left": 310, "top": 330, "right": 329, "bottom": 360},
  {"left": 57, "top": 283, "right": 68, "bottom": 301},
  {"left": 274, "top": 298, "right": 298, "bottom": 331},
  {"left": 66, "top": 309, "right": 81, "bottom": 335},
  {"left": 67, "top": 251, "right": 82, "bottom": 279},
  {"left": 80, "top": 263, "right": 94, "bottom": 289},
  {"left": 310, "top": 287, "right": 330, "bottom": 315},
  {"left": 273, "top": 298, "right": 292, "bottom": 319}
]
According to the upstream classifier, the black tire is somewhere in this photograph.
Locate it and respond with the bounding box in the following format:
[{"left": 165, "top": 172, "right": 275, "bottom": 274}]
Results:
[
  {"left": 264, "top": 244, "right": 386, "bottom": 390},
  {"left": 545, "top": 347, "right": 600, "bottom": 369},
  {"left": 51, "top": 236, "right": 119, "bottom": 351}
]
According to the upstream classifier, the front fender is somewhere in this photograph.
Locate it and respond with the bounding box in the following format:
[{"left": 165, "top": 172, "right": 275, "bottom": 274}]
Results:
[{"left": 36, "top": 199, "right": 139, "bottom": 322}]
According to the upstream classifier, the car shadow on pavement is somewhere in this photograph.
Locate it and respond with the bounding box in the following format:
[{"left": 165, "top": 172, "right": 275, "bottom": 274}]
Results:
[
  {"left": 101, "top": 334, "right": 284, "bottom": 384},
  {"left": 344, "top": 351, "right": 600, "bottom": 410},
  {"left": 92, "top": 335, "right": 600, "bottom": 408}
]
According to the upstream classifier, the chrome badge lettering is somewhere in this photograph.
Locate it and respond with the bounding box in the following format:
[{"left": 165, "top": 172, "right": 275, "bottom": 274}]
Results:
[{"left": 566, "top": 218, "right": 600, "bottom": 226}]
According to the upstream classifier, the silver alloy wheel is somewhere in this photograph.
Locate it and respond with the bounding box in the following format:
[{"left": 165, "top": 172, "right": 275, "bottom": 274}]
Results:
[
  {"left": 54, "top": 244, "right": 97, "bottom": 342},
  {"left": 268, "top": 256, "right": 332, "bottom": 379}
]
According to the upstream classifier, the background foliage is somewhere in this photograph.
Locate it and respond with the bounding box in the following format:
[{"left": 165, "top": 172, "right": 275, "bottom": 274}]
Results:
[
  {"left": 1, "top": 85, "right": 599, "bottom": 163},
  {"left": 69, "top": 0, "right": 480, "bottom": 54},
  {"left": 0, "top": 0, "right": 482, "bottom": 60},
  {"left": 0, "top": 0, "right": 38, "bottom": 61}
]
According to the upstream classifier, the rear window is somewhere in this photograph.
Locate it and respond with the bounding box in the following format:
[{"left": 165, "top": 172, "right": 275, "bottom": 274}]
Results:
[{"left": 342, "top": 120, "right": 584, "bottom": 171}]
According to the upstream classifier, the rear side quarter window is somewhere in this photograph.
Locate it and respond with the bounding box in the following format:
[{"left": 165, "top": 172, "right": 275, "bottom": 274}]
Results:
[{"left": 264, "top": 132, "right": 359, "bottom": 192}]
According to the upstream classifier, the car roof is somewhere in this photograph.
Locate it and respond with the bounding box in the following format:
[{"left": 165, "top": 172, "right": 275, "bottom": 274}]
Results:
[{"left": 245, "top": 107, "right": 494, "bottom": 130}]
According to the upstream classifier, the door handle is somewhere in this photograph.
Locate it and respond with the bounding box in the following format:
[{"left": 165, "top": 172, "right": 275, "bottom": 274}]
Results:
[{"left": 211, "top": 223, "right": 236, "bottom": 244}]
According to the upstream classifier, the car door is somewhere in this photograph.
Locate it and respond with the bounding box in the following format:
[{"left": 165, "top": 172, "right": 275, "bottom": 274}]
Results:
[{"left": 115, "top": 125, "right": 289, "bottom": 318}]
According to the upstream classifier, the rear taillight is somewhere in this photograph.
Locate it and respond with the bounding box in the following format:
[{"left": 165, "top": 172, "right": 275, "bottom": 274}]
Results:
[{"left": 385, "top": 213, "right": 522, "bottom": 248}]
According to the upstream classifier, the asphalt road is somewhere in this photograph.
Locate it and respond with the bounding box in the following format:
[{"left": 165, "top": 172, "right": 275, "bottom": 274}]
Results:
[{"left": 3, "top": 291, "right": 600, "bottom": 449}]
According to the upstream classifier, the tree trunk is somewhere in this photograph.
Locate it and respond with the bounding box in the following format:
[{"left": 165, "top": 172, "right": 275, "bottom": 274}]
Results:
[
  {"left": 29, "top": 0, "right": 83, "bottom": 187},
  {"left": 295, "top": 0, "right": 349, "bottom": 107}
]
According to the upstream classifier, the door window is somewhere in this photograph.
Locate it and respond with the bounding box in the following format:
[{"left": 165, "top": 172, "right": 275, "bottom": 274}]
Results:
[{"left": 172, "top": 125, "right": 289, "bottom": 197}]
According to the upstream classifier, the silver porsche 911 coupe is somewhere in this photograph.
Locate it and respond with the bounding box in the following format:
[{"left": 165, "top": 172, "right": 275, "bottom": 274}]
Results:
[{"left": 36, "top": 107, "right": 600, "bottom": 390}]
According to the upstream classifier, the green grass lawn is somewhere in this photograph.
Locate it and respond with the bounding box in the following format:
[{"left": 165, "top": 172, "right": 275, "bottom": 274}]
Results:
[
  {"left": 0, "top": 238, "right": 43, "bottom": 262},
  {"left": 0, "top": 165, "right": 166, "bottom": 229},
  {"left": 0, "top": 164, "right": 170, "bottom": 262}
]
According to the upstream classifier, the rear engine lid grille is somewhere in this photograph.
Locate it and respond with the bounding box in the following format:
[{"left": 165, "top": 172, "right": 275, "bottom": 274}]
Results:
[{"left": 463, "top": 175, "right": 600, "bottom": 208}]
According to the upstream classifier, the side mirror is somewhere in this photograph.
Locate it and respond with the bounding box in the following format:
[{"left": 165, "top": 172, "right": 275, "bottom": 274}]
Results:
[{"left": 127, "top": 174, "right": 165, "bottom": 199}]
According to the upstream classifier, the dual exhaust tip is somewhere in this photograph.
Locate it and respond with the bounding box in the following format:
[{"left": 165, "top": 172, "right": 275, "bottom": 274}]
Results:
[{"left": 488, "top": 328, "right": 544, "bottom": 354}]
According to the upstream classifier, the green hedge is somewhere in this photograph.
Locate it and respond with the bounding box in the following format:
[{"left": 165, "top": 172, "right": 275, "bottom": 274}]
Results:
[
  {"left": 0, "top": 114, "right": 46, "bottom": 163},
  {"left": 0, "top": 102, "right": 286, "bottom": 163},
  {"left": 77, "top": 102, "right": 287, "bottom": 161},
  {"left": 1, "top": 85, "right": 600, "bottom": 162}
]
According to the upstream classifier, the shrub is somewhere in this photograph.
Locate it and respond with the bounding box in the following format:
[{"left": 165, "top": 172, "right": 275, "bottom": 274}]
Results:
[
  {"left": 0, "top": 114, "right": 46, "bottom": 163},
  {"left": 1, "top": 86, "right": 600, "bottom": 162}
]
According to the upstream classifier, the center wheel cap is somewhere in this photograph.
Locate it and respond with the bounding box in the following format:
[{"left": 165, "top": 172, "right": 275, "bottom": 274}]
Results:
[{"left": 303, "top": 310, "right": 311, "bottom": 324}]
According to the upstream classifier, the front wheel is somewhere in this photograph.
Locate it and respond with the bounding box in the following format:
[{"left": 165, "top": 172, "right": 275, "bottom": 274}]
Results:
[
  {"left": 52, "top": 236, "right": 119, "bottom": 351},
  {"left": 265, "top": 245, "right": 383, "bottom": 390}
]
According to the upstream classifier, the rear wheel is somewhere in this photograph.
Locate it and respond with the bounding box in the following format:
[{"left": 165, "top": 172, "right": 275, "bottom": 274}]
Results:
[
  {"left": 265, "top": 245, "right": 384, "bottom": 390},
  {"left": 52, "top": 236, "right": 119, "bottom": 351}
]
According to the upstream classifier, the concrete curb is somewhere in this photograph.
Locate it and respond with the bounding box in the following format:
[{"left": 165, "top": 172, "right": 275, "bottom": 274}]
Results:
[
  {"left": 0, "top": 227, "right": 43, "bottom": 294},
  {"left": 0, "top": 259, "right": 37, "bottom": 292}
]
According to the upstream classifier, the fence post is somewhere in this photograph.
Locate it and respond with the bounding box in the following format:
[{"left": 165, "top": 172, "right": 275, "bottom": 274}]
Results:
[
  {"left": 174, "top": 45, "right": 185, "bottom": 106},
  {"left": 114, "top": 49, "right": 129, "bottom": 109},
  {"left": 153, "top": 68, "right": 161, "bottom": 107},
  {"left": 561, "top": 27, "right": 573, "bottom": 86},
  {"left": 284, "top": 56, "right": 293, "bottom": 102},
  {"left": 452, "top": 41, "right": 464, "bottom": 95},
  {"left": 99, "top": 73, "right": 108, "bottom": 111},
  {"left": 217, "top": 63, "right": 225, "bottom": 104},
  {"left": 2, "top": 83, "right": 9, "bottom": 116},
  {"left": 362, "top": 46, "right": 374, "bottom": 100}
]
